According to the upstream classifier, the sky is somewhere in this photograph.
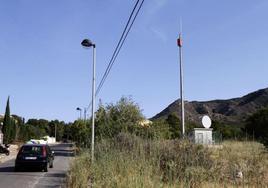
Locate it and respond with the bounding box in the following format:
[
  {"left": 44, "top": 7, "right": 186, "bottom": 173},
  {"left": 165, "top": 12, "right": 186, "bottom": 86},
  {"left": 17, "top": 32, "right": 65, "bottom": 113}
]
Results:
[{"left": 0, "top": 0, "right": 268, "bottom": 122}]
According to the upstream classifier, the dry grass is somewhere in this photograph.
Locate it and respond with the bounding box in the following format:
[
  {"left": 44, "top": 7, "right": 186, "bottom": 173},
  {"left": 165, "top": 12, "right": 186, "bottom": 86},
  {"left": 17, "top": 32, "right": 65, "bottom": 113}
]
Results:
[
  {"left": 67, "top": 152, "right": 91, "bottom": 188},
  {"left": 210, "top": 141, "right": 268, "bottom": 186},
  {"left": 67, "top": 134, "right": 268, "bottom": 188}
]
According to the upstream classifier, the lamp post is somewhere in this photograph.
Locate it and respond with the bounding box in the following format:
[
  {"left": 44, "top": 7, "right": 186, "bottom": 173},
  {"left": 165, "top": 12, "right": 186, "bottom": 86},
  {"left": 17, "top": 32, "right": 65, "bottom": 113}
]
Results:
[
  {"left": 55, "top": 123, "right": 57, "bottom": 142},
  {"left": 81, "top": 38, "right": 96, "bottom": 162},
  {"left": 76, "top": 107, "right": 82, "bottom": 119},
  {"left": 177, "top": 33, "right": 185, "bottom": 137},
  {"left": 83, "top": 107, "right": 87, "bottom": 122}
]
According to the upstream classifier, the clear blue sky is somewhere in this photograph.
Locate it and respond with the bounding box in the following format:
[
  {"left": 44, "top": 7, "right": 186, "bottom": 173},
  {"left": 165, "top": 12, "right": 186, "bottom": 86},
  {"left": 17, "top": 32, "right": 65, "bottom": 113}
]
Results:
[{"left": 0, "top": 0, "right": 267, "bottom": 122}]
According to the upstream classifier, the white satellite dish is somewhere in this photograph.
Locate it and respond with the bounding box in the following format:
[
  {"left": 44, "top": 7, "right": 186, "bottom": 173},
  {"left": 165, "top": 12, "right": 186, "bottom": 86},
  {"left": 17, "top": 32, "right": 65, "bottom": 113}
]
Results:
[{"left": 202, "top": 115, "right": 211, "bottom": 128}]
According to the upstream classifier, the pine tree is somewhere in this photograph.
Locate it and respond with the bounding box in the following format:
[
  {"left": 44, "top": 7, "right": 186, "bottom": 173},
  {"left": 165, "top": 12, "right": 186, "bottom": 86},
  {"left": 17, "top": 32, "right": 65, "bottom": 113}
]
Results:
[{"left": 2, "top": 96, "right": 11, "bottom": 144}]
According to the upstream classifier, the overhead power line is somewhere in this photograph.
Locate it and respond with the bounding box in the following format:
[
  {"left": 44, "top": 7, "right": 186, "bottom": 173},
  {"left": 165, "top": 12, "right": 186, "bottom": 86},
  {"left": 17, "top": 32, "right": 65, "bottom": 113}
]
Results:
[
  {"left": 96, "top": 0, "right": 145, "bottom": 96},
  {"left": 86, "top": 0, "right": 145, "bottom": 111}
]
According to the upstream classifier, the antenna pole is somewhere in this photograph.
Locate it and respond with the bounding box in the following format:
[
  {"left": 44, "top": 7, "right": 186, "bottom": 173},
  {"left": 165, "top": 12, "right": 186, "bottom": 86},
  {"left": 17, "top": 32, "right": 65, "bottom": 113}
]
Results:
[{"left": 177, "top": 31, "right": 185, "bottom": 137}]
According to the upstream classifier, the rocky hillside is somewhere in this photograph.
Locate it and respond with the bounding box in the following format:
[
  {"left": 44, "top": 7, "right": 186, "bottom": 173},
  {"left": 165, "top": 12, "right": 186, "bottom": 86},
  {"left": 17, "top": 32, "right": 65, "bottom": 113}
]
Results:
[{"left": 152, "top": 87, "right": 268, "bottom": 126}]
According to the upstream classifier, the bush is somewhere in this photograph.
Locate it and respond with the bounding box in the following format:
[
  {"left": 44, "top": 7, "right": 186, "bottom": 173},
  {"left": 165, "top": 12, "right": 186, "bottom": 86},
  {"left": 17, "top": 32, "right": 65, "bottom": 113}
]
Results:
[{"left": 245, "top": 107, "right": 268, "bottom": 147}]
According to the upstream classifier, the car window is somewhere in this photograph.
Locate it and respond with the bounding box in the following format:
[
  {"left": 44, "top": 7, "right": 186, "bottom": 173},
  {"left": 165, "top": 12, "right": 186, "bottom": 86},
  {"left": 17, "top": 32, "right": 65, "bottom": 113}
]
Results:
[{"left": 21, "top": 146, "right": 42, "bottom": 155}]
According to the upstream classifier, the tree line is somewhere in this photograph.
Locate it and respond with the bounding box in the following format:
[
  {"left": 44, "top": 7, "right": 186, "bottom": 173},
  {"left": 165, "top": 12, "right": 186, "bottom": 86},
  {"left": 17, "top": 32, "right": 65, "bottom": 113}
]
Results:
[
  {"left": 69, "top": 97, "right": 268, "bottom": 148},
  {"left": 1, "top": 96, "right": 268, "bottom": 147},
  {"left": 0, "top": 97, "right": 71, "bottom": 144}
]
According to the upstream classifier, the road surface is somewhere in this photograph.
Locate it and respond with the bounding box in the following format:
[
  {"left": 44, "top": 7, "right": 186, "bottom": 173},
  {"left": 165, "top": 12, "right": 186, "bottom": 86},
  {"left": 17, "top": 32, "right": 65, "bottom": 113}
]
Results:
[{"left": 0, "top": 143, "right": 74, "bottom": 188}]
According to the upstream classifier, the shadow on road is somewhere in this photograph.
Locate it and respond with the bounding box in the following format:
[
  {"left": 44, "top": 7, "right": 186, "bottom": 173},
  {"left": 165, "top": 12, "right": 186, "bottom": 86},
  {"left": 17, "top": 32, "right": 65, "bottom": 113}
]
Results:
[
  {"left": 0, "top": 166, "right": 14, "bottom": 172},
  {"left": 0, "top": 166, "right": 41, "bottom": 173},
  {"left": 54, "top": 152, "right": 75, "bottom": 157},
  {"left": 0, "top": 166, "right": 42, "bottom": 173},
  {"left": 52, "top": 149, "right": 75, "bottom": 157},
  {"left": 50, "top": 143, "right": 75, "bottom": 157},
  {"left": 45, "top": 173, "right": 66, "bottom": 178}
]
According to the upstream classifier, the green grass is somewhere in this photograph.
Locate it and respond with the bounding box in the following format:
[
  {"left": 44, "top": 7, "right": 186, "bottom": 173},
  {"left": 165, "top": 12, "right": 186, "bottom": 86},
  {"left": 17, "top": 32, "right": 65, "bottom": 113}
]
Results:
[{"left": 67, "top": 133, "right": 268, "bottom": 188}]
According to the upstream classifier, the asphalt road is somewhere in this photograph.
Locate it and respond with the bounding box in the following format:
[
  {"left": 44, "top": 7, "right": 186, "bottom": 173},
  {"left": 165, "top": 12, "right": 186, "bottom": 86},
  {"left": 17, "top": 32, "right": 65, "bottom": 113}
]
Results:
[{"left": 0, "top": 143, "right": 74, "bottom": 188}]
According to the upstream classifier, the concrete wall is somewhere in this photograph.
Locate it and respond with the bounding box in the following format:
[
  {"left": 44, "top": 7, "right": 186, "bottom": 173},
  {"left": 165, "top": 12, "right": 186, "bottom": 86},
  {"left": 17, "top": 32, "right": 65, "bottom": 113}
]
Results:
[{"left": 193, "top": 128, "right": 213, "bottom": 145}]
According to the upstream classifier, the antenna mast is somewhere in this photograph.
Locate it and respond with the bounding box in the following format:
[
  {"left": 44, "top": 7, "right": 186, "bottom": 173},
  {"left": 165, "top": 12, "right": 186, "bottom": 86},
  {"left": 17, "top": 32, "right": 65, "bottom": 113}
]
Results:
[{"left": 177, "top": 19, "right": 185, "bottom": 137}]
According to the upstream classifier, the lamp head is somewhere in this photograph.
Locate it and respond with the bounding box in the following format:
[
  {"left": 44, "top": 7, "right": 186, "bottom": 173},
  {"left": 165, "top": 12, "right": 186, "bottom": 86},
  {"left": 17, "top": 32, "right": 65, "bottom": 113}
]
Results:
[{"left": 81, "top": 39, "right": 95, "bottom": 48}]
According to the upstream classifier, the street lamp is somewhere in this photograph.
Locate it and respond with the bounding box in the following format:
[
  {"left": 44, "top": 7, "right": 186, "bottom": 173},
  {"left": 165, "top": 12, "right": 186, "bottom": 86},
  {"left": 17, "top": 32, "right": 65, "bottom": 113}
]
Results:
[
  {"left": 54, "top": 123, "right": 57, "bottom": 142},
  {"left": 81, "top": 38, "right": 96, "bottom": 162},
  {"left": 177, "top": 32, "right": 185, "bottom": 137},
  {"left": 76, "top": 107, "right": 82, "bottom": 119}
]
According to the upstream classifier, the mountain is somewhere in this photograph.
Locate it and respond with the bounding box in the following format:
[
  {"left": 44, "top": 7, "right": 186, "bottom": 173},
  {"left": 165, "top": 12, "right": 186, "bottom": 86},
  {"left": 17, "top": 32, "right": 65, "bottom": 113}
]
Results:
[{"left": 152, "top": 87, "right": 268, "bottom": 126}]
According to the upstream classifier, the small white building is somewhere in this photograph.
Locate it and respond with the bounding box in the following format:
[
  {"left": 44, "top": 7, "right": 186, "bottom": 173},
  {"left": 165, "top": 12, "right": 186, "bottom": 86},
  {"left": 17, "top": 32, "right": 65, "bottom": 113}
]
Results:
[
  {"left": 43, "top": 136, "right": 56, "bottom": 144},
  {"left": 192, "top": 128, "right": 213, "bottom": 145},
  {"left": 138, "top": 119, "right": 153, "bottom": 127},
  {"left": 26, "top": 136, "right": 56, "bottom": 145},
  {"left": 191, "top": 115, "right": 213, "bottom": 145}
]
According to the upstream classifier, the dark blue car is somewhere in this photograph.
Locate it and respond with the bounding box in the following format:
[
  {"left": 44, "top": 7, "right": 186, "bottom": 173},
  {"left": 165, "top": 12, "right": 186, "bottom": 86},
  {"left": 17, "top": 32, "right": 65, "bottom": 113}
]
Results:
[{"left": 15, "top": 144, "right": 54, "bottom": 172}]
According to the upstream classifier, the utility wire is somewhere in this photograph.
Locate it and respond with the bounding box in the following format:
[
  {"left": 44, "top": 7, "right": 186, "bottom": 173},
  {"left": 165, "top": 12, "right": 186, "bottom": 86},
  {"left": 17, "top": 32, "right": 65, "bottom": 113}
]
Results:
[
  {"left": 96, "top": 0, "right": 145, "bottom": 96},
  {"left": 86, "top": 0, "right": 145, "bottom": 111}
]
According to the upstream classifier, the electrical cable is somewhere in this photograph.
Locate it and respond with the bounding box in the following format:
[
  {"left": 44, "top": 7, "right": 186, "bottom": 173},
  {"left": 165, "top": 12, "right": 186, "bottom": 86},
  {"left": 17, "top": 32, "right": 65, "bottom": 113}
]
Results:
[
  {"left": 86, "top": 0, "right": 145, "bottom": 111},
  {"left": 96, "top": 0, "right": 145, "bottom": 96}
]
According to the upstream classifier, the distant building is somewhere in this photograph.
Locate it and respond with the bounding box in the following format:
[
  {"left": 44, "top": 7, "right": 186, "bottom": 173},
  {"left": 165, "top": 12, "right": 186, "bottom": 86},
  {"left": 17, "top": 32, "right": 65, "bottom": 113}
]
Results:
[{"left": 138, "top": 119, "right": 153, "bottom": 127}]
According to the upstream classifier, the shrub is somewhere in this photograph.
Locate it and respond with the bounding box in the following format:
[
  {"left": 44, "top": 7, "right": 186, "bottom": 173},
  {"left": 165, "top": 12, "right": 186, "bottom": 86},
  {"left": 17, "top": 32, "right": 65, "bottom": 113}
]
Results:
[{"left": 245, "top": 107, "right": 268, "bottom": 147}]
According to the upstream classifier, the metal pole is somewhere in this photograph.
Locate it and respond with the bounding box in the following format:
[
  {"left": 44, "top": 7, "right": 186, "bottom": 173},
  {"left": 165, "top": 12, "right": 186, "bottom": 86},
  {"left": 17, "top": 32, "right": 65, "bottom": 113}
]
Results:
[
  {"left": 77, "top": 108, "right": 82, "bottom": 119},
  {"left": 84, "top": 107, "right": 87, "bottom": 122},
  {"left": 91, "top": 45, "right": 96, "bottom": 162},
  {"left": 55, "top": 124, "right": 57, "bottom": 142},
  {"left": 178, "top": 33, "right": 185, "bottom": 137}
]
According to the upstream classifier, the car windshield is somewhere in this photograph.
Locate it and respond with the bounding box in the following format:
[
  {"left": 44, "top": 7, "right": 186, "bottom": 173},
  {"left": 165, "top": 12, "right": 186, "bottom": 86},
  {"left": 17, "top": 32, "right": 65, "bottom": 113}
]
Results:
[{"left": 21, "top": 146, "right": 42, "bottom": 155}]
